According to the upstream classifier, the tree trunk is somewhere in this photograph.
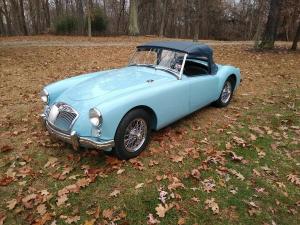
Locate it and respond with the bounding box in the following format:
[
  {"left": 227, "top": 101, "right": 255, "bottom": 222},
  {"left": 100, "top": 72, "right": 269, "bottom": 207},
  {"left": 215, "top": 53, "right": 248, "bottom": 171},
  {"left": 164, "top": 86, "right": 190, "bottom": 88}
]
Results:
[
  {"left": 2, "top": 0, "right": 12, "bottom": 35},
  {"left": 44, "top": 0, "right": 51, "bottom": 30},
  {"left": 128, "top": 0, "right": 139, "bottom": 36},
  {"left": 291, "top": 21, "right": 300, "bottom": 50},
  {"left": 55, "top": 0, "right": 62, "bottom": 17},
  {"left": 35, "top": 0, "right": 41, "bottom": 33},
  {"left": 193, "top": 0, "right": 201, "bottom": 41},
  {"left": 0, "top": 8, "right": 6, "bottom": 35},
  {"left": 201, "top": 0, "right": 209, "bottom": 39},
  {"left": 86, "top": 0, "right": 92, "bottom": 38},
  {"left": 11, "top": 0, "right": 22, "bottom": 34},
  {"left": 103, "top": 0, "right": 107, "bottom": 16},
  {"left": 259, "top": 0, "right": 282, "bottom": 49},
  {"left": 159, "top": 0, "right": 168, "bottom": 37},
  {"left": 76, "top": 0, "right": 84, "bottom": 35},
  {"left": 151, "top": 0, "right": 157, "bottom": 35},
  {"left": 254, "top": 0, "right": 266, "bottom": 48},
  {"left": 19, "top": 0, "right": 28, "bottom": 35}
]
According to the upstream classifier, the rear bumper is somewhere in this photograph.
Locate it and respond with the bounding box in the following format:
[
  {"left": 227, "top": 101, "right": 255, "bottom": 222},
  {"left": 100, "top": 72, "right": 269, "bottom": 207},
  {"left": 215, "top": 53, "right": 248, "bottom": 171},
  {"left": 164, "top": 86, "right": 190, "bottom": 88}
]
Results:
[{"left": 41, "top": 114, "right": 114, "bottom": 150}]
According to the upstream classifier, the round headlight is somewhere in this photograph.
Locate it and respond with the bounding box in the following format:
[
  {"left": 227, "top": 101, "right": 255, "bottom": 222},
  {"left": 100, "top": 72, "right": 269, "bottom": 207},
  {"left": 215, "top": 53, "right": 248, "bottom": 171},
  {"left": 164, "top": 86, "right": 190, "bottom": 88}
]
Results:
[
  {"left": 89, "top": 108, "right": 103, "bottom": 127},
  {"left": 40, "top": 89, "right": 49, "bottom": 104}
]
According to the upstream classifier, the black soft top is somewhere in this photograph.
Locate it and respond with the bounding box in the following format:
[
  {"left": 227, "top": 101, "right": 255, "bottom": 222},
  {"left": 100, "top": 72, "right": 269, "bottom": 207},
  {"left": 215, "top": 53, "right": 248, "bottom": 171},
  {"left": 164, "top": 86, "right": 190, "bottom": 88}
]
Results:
[
  {"left": 138, "top": 41, "right": 213, "bottom": 57},
  {"left": 138, "top": 41, "right": 217, "bottom": 74}
]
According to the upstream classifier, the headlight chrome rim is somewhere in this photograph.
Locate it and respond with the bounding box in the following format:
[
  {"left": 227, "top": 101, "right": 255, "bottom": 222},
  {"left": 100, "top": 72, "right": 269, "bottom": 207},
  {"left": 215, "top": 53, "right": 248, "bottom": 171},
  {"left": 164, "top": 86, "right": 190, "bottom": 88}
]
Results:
[
  {"left": 89, "top": 108, "right": 103, "bottom": 127},
  {"left": 40, "top": 89, "right": 49, "bottom": 104}
]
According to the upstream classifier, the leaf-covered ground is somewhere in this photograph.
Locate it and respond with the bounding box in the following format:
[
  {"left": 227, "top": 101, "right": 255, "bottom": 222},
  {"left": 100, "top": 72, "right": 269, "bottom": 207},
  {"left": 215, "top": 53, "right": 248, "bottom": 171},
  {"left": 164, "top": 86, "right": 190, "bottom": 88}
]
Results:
[{"left": 0, "top": 36, "right": 299, "bottom": 225}]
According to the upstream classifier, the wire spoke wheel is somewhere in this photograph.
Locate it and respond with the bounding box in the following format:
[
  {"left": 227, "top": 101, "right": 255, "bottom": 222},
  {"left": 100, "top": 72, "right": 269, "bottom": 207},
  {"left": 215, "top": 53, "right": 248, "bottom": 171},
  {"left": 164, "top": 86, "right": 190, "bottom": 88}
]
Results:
[
  {"left": 221, "top": 81, "right": 232, "bottom": 104},
  {"left": 124, "top": 118, "right": 147, "bottom": 152}
]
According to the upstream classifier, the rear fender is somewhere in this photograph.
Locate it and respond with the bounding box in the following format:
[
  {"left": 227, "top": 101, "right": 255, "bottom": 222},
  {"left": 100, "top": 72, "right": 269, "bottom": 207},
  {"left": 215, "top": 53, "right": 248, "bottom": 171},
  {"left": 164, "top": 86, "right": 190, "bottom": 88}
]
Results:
[{"left": 216, "top": 65, "right": 241, "bottom": 94}]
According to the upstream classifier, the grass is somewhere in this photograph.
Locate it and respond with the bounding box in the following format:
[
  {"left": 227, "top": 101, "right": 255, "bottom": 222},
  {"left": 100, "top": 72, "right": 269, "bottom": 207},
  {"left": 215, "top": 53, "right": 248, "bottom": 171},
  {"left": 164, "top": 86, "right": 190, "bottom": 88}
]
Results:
[{"left": 0, "top": 37, "right": 299, "bottom": 224}]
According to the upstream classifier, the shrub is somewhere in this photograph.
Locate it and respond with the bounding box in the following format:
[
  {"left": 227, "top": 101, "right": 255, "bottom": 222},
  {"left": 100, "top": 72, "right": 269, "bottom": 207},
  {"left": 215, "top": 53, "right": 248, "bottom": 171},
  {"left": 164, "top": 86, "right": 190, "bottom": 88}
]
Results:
[
  {"left": 54, "top": 16, "right": 78, "bottom": 35},
  {"left": 90, "top": 8, "right": 107, "bottom": 34}
]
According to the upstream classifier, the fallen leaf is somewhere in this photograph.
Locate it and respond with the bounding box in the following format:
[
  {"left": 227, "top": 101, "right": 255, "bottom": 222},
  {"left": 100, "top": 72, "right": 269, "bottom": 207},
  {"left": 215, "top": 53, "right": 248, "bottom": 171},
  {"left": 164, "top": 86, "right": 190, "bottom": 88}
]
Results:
[
  {"left": 147, "top": 213, "right": 160, "bottom": 224},
  {"left": 149, "top": 160, "right": 159, "bottom": 167},
  {"left": 0, "top": 176, "right": 14, "bottom": 186},
  {"left": 102, "top": 208, "right": 114, "bottom": 220},
  {"left": 76, "top": 178, "right": 92, "bottom": 188},
  {"left": 232, "top": 136, "right": 246, "bottom": 147},
  {"left": 229, "top": 169, "right": 245, "bottom": 181},
  {"left": 135, "top": 183, "right": 144, "bottom": 189},
  {"left": 63, "top": 215, "right": 80, "bottom": 224},
  {"left": 37, "top": 204, "right": 47, "bottom": 216},
  {"left": 116, "top": 169, "right": 125, "bottom": 175},
  {"left": 225, "top": 142, "right": 232, "bottom": 150},
  {"left": 249, "top": 133, "right": 257, "bottom": 141},
  {"left": 109, "top": 189, "right": 121, "bottom": 197},
  {"left": 191, "top": 169, "right": 201, "bottom": 179},
  {"left": 191, "top": 197, "right": 200, "bottom": 202},
  {"left": 202, "top": 178, "right": 216, "bottom": 192},
  {"left": 205, "top": 198, "right": 219, "bottom": 214},
  {"left": 158, "top": 190, "right": 168, "bottom": 204},
  {"left": 155, "top": 203, "right": 174, "bottom": 218},
  {"left": 6, "top": 199, "right": 17, "bottom": 210},
  {"left": 129, "top": 159, "right": 145, "bottom": 170},
  {"left": 0, "top": 213, "right": 6, "bottom": 225},
  {"left": 22, "top": 193, "right": 37, "bottom": 208},
  {"left": 228, "top": 151, "right": 244, "bottom": 162},
  {"left": 84, "top": 219, "right": 96, "bottom": 225},
  {"left": 178, "top": 217, "right": 185, "bottom": 225},
  {"left": 56, "top": 194, "right": 68, "bottom": 206},
  {"left": 0, "top": 145, "right": 13, "bottom": 153},
  {"left": 32, "top": 213, "right": 52, "bottom": 225},
  {"left": 44, "top": 157, "right": 58, "bottom": 168},
  {"left": 287, "top": 174, "right": 300, "bottom": 186},
  {"left": 171, "top": 155, "right": 184, "bottom": 163}
]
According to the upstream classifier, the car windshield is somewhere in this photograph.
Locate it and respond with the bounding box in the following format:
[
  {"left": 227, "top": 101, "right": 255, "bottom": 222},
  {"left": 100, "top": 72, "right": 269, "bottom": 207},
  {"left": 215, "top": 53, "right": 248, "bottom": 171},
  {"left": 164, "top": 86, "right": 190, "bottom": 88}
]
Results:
[{"left": 129, "top": 48, "right": 186, "bottom": 78}]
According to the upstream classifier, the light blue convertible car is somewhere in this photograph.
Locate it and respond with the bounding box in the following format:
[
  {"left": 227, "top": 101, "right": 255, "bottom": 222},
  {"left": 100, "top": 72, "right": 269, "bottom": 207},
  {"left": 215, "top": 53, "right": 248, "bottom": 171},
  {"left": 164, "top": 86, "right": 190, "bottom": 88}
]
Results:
[{"left": 41, "top": 41, "right": 241, "bottom": 159}]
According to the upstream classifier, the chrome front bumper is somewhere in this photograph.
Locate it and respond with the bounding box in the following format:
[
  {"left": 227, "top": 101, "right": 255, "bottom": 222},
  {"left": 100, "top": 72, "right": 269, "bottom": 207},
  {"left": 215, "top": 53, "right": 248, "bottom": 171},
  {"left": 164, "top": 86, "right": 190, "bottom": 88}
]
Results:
[{"left": 41, "top": 114, "right": 114, "bottom": 150}]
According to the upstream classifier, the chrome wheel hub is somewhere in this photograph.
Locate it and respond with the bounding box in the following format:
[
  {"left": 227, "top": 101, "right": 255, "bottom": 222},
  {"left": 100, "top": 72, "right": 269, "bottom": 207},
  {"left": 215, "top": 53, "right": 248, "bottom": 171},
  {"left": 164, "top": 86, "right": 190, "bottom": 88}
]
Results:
[
  {"left": 221, "top": 81, "right": 232, "bottom": 104},
  {"left": 124, "top": 118, "right": 147, "bottom": 152}
]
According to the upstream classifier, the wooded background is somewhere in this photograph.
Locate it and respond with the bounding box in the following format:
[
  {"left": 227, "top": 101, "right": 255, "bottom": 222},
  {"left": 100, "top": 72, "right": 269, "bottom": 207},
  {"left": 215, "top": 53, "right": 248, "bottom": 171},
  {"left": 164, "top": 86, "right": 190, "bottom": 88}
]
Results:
[{"left": 0, "top": 0, "right": 299, "bottom": 49}]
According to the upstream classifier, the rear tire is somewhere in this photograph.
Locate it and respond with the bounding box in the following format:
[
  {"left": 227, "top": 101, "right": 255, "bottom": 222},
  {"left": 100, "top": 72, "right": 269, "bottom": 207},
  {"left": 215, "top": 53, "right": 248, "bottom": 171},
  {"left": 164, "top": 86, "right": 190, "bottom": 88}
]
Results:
[
  {"left": 214, "top": 77, "right": 234, "bottom": 107},
  {"left": 113, "top": 109, "right": 151, "bottom": 160}
]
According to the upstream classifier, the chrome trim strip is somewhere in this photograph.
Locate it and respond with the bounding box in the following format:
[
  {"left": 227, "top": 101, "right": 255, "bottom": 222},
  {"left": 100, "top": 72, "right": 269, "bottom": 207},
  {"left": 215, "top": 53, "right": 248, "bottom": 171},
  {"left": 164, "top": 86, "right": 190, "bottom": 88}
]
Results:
[
  {"left": 179, "top": 53, "right": 188, "bottom": 80},
  {"left": 42, "top": 118, "right": 114, "bottom": 151}
]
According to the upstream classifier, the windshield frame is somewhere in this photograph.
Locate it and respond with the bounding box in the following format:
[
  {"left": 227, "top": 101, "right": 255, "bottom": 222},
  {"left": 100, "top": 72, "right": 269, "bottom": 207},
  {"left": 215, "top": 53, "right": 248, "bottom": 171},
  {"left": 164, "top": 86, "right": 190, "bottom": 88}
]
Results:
[{"left": 128, "top": 47, "right": 188, "bottom": 80}]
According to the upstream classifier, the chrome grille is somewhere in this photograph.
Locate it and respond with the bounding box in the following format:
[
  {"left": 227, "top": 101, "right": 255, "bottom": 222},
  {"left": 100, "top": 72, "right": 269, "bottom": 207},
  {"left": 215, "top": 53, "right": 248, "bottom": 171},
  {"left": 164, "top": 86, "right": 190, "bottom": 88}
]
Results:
[
  {"left": 44, "top": 106, "right": 51, "bottom": 118},
  {"left": 49, "top": 103, "right": 78, "bottom": 132}
]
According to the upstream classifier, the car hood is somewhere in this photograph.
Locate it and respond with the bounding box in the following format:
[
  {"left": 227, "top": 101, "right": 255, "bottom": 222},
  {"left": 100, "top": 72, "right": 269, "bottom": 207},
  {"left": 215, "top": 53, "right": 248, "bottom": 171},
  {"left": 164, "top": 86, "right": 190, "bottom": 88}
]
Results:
[{"left": 64, "top": 66, "right": 175, "bottom": 101}]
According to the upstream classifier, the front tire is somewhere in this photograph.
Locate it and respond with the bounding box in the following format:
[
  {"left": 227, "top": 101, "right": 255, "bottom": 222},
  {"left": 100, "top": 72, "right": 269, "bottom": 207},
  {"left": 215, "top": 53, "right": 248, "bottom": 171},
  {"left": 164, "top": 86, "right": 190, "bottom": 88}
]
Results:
[
  {"left": 113, "top": 109, "right": 151, "bottom": 160},
  {"left": 214, "top": 78, "right": 234, "bottom": 107}
]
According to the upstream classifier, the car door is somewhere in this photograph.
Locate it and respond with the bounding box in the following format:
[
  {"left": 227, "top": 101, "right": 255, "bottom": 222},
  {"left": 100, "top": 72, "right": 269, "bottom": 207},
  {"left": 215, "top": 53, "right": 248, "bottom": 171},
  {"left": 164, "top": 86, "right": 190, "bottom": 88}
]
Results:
[{"left": 188, "top": 74, "right": 219, "bottom": 112}]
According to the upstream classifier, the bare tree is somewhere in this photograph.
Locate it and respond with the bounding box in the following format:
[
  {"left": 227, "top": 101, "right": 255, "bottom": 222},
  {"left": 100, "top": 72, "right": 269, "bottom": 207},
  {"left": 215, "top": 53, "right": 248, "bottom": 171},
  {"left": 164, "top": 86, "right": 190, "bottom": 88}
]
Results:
[
  {"left": 193, "top": 0, "right": 201, "bottom": 41},
  {"left": 259, "top": 0, "right": 282, "bottom": 49},
  {"left": 1, "top": 0, "right": 12, "bottom": 35},
  {"left": 291, "top": 20, "right": 300, "bottom": 50},
  {"left": 76, "top": 0, "right": 85, "bottom": 34},
  {"left": 87, "top": 0, "right": 92, "bottom": 38},
  {"left": 128, "top": 0, "right": 139, "bottom": 36},
  {"left": 254, "top": 0, "right": 267, "bottom": 48},
  {"left": 19, "top": 0, "right": 28, "bottom": 35},
  {"left": 159, "top": 0, "right": 168, "bottom": 37}
]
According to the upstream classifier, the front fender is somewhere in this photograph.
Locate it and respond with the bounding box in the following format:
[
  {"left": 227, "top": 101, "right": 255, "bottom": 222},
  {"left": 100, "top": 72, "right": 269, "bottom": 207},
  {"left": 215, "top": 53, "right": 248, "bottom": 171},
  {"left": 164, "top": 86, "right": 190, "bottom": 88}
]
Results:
[{"left": 97, "top": 79, "right": 190, "bottom": 140}]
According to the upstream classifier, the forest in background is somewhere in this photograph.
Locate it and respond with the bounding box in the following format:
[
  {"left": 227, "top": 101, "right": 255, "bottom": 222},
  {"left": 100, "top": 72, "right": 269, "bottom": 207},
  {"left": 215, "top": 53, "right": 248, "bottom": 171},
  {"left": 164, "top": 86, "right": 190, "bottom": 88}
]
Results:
[{"left": 0, "top": 0, "right": 299, "bottom": 49}]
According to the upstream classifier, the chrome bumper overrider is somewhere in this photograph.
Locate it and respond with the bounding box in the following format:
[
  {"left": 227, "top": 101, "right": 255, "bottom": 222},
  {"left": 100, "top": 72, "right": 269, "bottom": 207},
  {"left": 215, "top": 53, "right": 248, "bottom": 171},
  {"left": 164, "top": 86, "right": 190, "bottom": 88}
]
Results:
[{"left": 41, "top": 114, "right": 114, "bottom": 150}]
